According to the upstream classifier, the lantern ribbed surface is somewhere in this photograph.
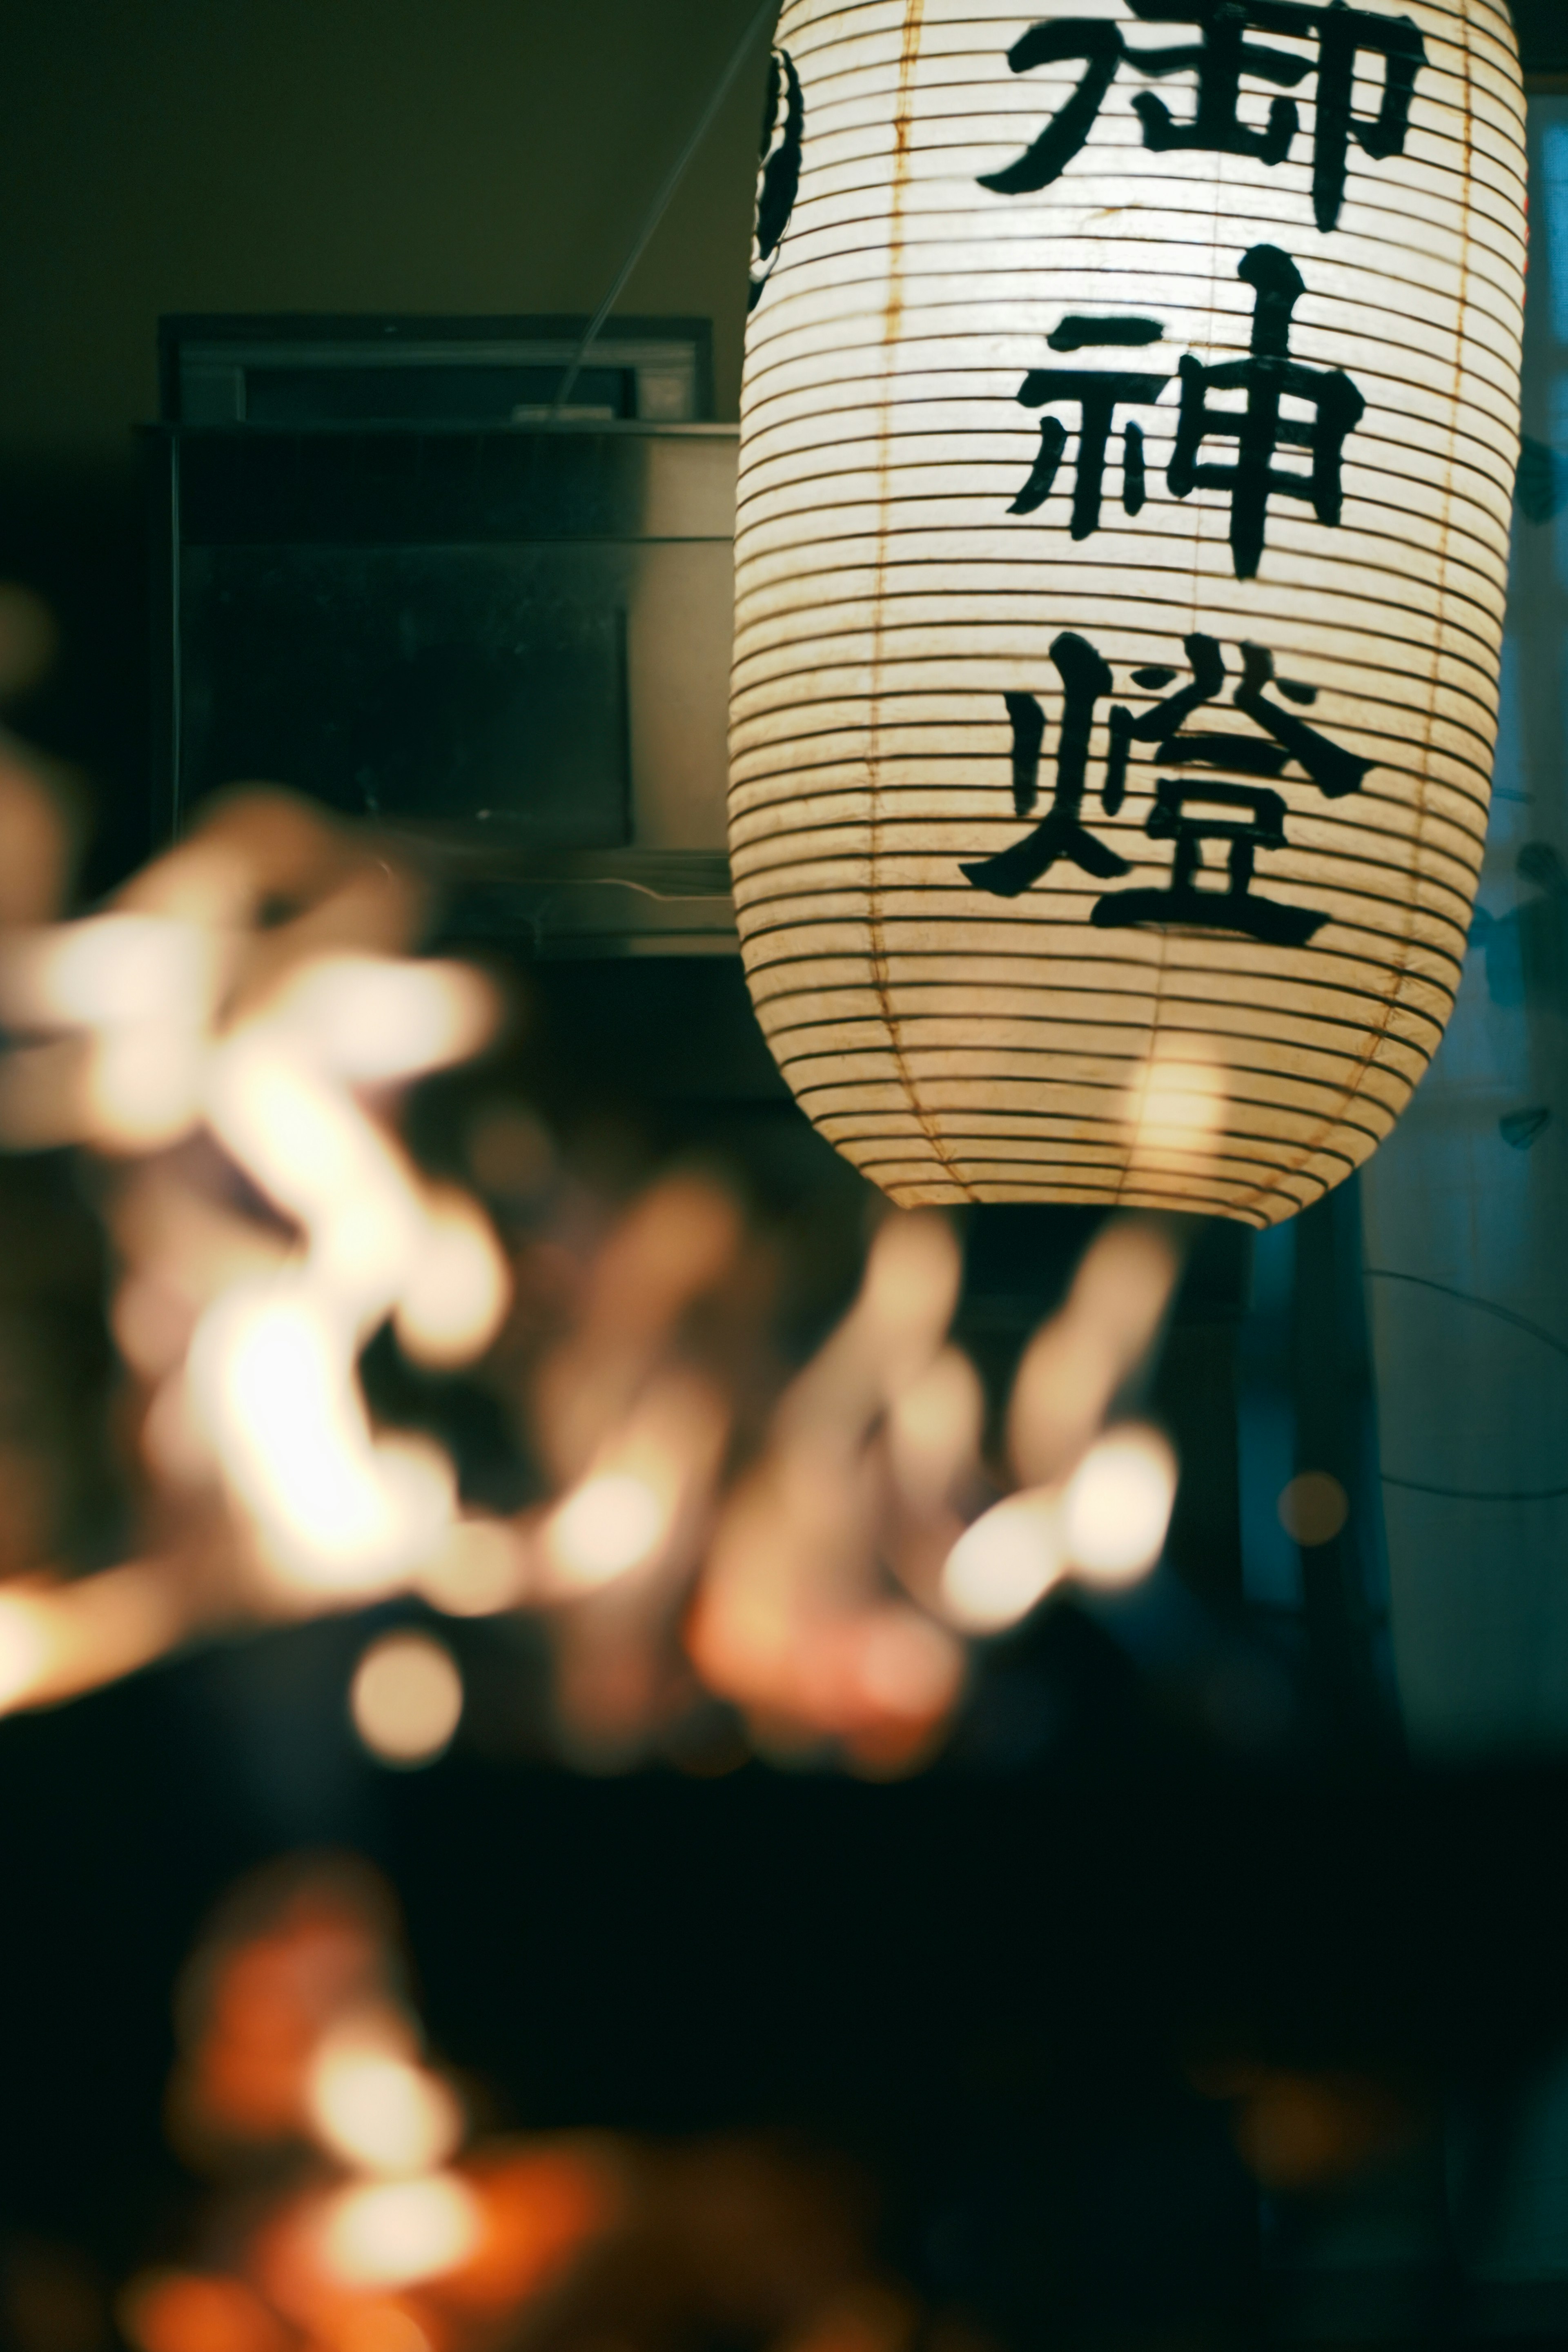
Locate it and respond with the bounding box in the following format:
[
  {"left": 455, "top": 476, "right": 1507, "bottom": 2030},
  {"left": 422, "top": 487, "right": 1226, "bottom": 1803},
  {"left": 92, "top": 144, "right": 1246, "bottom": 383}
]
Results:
[{"left": 728, "top": 0, "right": 1526, "bottom": 1223}]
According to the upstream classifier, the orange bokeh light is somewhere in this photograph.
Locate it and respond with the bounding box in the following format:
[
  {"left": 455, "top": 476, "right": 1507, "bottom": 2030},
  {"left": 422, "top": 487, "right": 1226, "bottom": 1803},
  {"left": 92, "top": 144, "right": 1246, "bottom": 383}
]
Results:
[
  {"left": 120, "top": 2270, "right": 291, "bottom": 2352},
  {"left": 432, "top": 2143, "right": 617, "bottom": 2316}
]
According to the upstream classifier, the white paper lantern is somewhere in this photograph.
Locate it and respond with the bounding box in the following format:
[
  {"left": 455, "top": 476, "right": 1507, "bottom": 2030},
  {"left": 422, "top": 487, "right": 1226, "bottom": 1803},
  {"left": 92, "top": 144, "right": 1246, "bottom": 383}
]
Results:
[{"left": 729, "top": 0, "right": 1526, "bottom": 1223}]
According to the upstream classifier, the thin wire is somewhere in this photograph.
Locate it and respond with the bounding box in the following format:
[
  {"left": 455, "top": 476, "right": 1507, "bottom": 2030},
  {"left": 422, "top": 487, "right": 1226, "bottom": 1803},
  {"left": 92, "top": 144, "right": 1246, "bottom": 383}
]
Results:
[
  {"left": 1380, "top": 1476, "right": 1568, "bottom": 1502},
  {"left": 1364, "top": 1268, "right": 1568, "bottom": 1500},
  {"left": 551, "top": 0, "right": 777, "bottom": 419},
  {"left": 1362, "top": 1266, "right": 1568, "bottom": 1363}
]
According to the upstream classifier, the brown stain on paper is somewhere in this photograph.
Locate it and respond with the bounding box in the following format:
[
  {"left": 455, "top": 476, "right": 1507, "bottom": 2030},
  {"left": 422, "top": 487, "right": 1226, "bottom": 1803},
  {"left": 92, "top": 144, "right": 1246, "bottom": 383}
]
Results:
[
  {"left": 864, "top": 0, "right": 972, "bottom": 1200},
  {"left": 1227, "top": 20, "right": 1488, "bottom": 1229},
  {"left": 1308, "top": 4, "right": 1479, "bottom": 1188}
]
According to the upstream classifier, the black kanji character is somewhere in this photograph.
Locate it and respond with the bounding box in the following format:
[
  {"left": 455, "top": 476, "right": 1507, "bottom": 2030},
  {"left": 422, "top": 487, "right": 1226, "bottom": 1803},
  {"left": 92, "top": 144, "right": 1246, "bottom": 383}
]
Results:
[
  {"left": 1089, "top": 631, "right": 1371, "bottom": 937},
  {"left": 978, "top": 18, "right": 1126, "bottom": 196},
  {"left": 1100, "top": 633, "right": 1233, "bottom": 816},
  {"left": 960, "top": 633, "right": 1133, "bottom": 897},
  {"left": 1230, "top": 640, "right": 1370, "bottom": 798},
  {"left": 1091, "top": 776, "right": 1327, "bottom": 945},
  {"left": 977, "top": 1, "right": 1424, "bottom": 236},
  {"left": 1126, "top": 0, "right": 1426, "bottom": 235},
  {"left": 1010, "top": 316, "right": 1167, "bottom": 535},
  {"left": 749, "top": 48, "right": 804, "bottom": 314},
  {"left": 1167, "top": 243, "right": 1365, "bottom": 579},
  {"left": 1122, "top": 0, "right": 1312, "bottom": 173},
  {"left": 960, "top": 631, "right": 1371, "bottom": 929},
  {"left": 1105, "top": 631, "right": 1372, "bottom": 799}
]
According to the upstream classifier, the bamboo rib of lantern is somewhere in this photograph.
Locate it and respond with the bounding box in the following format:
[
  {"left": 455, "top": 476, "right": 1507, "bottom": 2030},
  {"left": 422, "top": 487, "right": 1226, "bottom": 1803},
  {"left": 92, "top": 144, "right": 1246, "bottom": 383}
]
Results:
[{"left": 729, "top": 0, "right": 1526, "bottom": 1224}]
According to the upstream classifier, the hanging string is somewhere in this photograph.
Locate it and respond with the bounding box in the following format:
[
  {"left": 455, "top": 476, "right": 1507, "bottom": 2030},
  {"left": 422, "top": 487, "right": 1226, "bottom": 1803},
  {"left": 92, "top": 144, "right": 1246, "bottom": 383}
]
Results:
[{"left": 550, "top": 0, "right": 777, "bottom": 418}]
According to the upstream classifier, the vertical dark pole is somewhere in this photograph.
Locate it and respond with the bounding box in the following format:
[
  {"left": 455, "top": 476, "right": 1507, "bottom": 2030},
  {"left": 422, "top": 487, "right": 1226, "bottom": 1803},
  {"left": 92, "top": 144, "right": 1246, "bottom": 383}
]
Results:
[
  {"left": 1291, "top": 1173, "right": 1396, "bottom": 1743},
  {"left": 1152, "top": 1218, "right": 1250, "bottom": 1609}
]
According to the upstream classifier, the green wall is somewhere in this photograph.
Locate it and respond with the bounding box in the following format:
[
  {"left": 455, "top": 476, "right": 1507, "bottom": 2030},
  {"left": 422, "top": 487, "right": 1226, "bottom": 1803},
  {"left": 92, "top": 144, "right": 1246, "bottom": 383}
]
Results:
[{"left": 0, "top": 0, "right": 767, "bottom": 461}]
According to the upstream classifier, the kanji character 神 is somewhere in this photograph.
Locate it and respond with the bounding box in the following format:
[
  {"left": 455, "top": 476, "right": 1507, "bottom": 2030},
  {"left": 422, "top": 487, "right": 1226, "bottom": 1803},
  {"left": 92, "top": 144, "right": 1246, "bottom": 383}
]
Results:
[
  {"left": 1167, "top": 243, "right": 1365, "bottom": 579},
  {"left": 1005, "top": 249, "right": 1364, "bottom": 577}
]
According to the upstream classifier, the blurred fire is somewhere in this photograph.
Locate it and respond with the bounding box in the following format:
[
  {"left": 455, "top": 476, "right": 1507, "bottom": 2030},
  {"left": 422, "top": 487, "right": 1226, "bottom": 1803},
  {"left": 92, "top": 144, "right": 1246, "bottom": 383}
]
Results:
[
  {"left": 122, "top": 1858, "right": 944, "bottom": 2352},
  {"left": 136, "top": 1856, "right": 620, "bottom": 2352},
  {"left": 0, "top": 670, "right": 1188, "bottom": 1770}
]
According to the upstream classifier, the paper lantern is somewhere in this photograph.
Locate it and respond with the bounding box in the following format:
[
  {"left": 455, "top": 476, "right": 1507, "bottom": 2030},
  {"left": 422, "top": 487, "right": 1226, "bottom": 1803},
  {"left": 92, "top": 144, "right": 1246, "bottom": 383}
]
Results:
[{"left": 729, "top": 0, "right": 1526, "bottom": 1223}]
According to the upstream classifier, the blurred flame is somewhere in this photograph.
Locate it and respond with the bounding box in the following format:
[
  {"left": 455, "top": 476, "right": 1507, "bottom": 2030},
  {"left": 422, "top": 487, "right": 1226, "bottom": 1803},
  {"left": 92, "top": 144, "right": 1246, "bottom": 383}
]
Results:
[
  {"left": 886, "top": 1346, "right": 984, "bottom": 1520},
  {"left": 169, "top": 1869, "right": 396, "bottom": 2154},
  {"left": 1009, "top": 1217, "right": 1182, "bottom": 1488},
  {"left": 0, "top": 715, "right": 72, "bottom": 931},
  {"left": 436, "top": 2144, "right": 615, "bottom": 2315},
  {"left": 0, "top": 912, "right": 221, "bottom": 1150},
  {"left": 688, "top": 1212, "right": 967, "bottom": 1768},
  {"left": 0, "top": 1564, "right": 182, "bottom": 1718},
  {"left": 546, "top": 1470, "right": 669, "bottom": 1591},
  {"left": 394, "top": 1185, "right": 511, "bottom": 1369},
  {"left": 539, "top": 1370, "right": 727, "bottom": 1601},
  {"left": 780, "top": 1212, "right": 962, "bottom": 1452},
  {"left": 1062, "top": 1424, "right": 1176, "bottom": 1585},
  {"left": 782, "top": 2283, "right": 920, "bottom": 2352},
  {"left": 844, "top": 1611, "right": 962, "bottom": 1725},
  {"left": 316, "top": 2174, "right": 482, "bottom": 2290},
  {"left": 0, "top": 797, "right": 509, "bottom": 1621},
  {"left": 0, "top": 1588, "right": 53, "bottom": 1705},
  {"left": 940, "top": 1223, "right": 1183, "bottom": 1632},
  {"left": 204, "top": 961, "right": 503, "bottom": 1333},
  {"left": 156, "top": 1856, "right": 626, "bottom": 2348},
  {"left": 120, "top": 2270, "right": 290, "bottom": 2352},
  {"left": 534, "top": 1172, "right": 743, "bottom": 1486},
  {"left": 130, "top": 1845, "right": 959, "bottom": 2352},
  {"left": 352, "top": 2314, "right": 436, "bottom": 2352},
  {"left": 940, "top": 1411, "right": 1171, "bottom": 1637},
  {"left": 327, "top": 2309, "right": 435, "bottom": 2352},
  {"left": 855, "top": 1211, "right": 963, "bottom": 1384},
  {"left": 307, "top": 2030, "right": 464, "bottom": 2177},
  {"left": 940, "top": 1491, "right": 1064, "bottom": 1634},
  {"left": 270, "top": 951, "right": 494, "bottom": 1083},
  {"left": 191, "top": 1282, "right": 457, "bottom": 1598},
  {"left": 0, "top": 767, "right": 1191, "bottom": 1765}
]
